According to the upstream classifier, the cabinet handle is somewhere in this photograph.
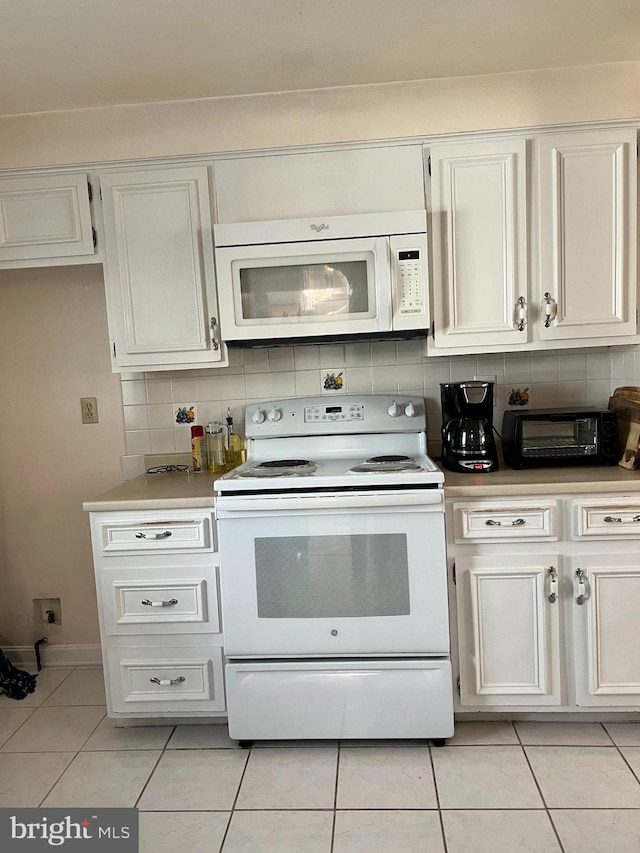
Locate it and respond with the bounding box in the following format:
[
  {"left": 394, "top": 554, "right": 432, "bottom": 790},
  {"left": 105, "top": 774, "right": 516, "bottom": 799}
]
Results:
[
  {"left": 548, "top": 567, "right": 558, "bottom": 603},
  {"left": 634, "top": 515, "right": 640, "bottom": 523},
  {"left": 141, "top": 598, "right": 179, "bottom": 608},
  {"left": 603, "top": 516, "right": 622, "bottom": 523},
  {"left": 543, "top": 292, "right": 557, "bottom": 327},
  {"left": 135, "top": 530, "right": 172, "bottom": 539},
  {"left": 575, "top": 568, "right": 587, "bottom": 605},
  {"left": 516, "top": 296, "right": 527, "bottom": 331},
  {"left": 484, "top": 518, "right": 526, "bottom": 527},
  {"left": 210, "top": 316, "right": 220, "bottom": 351},
  {"left": 149, "top": 676, "right": 185, "bottom": 686}
]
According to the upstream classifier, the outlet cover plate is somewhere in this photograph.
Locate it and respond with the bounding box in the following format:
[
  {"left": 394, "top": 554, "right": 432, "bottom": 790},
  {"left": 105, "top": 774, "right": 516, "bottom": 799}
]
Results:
[{"left": 81, "top": 397, "right": 99, "bottom": 424}]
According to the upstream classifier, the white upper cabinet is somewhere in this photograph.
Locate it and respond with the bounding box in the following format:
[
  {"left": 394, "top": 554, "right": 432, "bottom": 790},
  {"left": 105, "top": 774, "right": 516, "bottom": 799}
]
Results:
[
  {"left": 100, "top": 166, "right": 226, "bottom": 372},
  {"left": 0, "top": 173, "right": 96, "bottom": 265},
  {"left": 429, "top": 138, "right": 529, "bottom": 351},
  {"left": 213, "top": 145, "right": 425, "bottom": 223},
  {"left": 537, "top": 127, "right": 637, "bottom": 341}
]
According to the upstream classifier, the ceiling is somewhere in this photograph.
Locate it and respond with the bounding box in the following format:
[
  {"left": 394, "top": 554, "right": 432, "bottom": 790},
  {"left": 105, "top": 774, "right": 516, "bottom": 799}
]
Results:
[{"left": 2, "top": 0, "right": 640, "bottom": 117}]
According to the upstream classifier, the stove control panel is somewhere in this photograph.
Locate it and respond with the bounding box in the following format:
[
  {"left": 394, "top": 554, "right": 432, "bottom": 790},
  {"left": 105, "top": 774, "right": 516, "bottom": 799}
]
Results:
[{"left": 304, "top": 404, "right": 364, "bottom": 423}]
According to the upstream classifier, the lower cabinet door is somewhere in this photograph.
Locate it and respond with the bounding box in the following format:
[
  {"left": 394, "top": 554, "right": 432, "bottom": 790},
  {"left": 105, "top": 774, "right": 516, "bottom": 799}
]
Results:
[
  {"left": 106, "top": 645, "right": 225, "bottom": 714},
  {"left": 456, "top": 555, "right": 562, "bottom": 706},
  {"left": 571, "top": 554, "right": 640, "bottom": 707}
]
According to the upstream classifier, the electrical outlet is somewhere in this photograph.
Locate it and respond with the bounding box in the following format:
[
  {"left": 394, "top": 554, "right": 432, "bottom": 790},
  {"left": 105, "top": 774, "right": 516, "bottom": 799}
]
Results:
[
  {"left": 33, "top": 598, "right": 62, "bottom": 626},
  {"left": 81, "top": 396, "right": 98, "bottom": 424}
]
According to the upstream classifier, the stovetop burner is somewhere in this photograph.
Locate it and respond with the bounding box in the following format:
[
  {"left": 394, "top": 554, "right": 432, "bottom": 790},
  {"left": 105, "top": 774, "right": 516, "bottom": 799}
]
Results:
[
  {"left": 257, "top": 459, "right": 313, "bottom": 469},
  {"left": 366, "top": 455, "right": 412, "bottom": 463}
]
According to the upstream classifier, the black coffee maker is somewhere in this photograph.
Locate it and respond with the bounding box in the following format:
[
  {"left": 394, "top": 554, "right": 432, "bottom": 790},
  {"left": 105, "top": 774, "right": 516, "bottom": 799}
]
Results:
[{"left": 441, "top": 381, "right": 499, "bottom": 473}]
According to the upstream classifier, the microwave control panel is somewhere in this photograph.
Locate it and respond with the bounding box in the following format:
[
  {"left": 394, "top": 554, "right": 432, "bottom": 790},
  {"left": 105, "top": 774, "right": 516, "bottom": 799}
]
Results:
[
  {"left": 304, "top": 404, "right": 364, "bottom": 423},
  {"left": 397, "top": 249, "right": 424, "bottom": 315}
]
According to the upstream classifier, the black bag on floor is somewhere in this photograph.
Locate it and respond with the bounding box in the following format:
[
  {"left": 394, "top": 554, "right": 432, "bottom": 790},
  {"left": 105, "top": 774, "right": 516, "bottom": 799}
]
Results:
[{"left": 0, "top": 649, "right": 37, "bottom": 700}]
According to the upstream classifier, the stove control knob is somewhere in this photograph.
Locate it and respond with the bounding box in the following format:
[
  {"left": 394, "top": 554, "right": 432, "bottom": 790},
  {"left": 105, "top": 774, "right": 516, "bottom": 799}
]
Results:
[
  {"left": 404, "top": 401, "right": 418, "bottom": 418},
  {"left": 387, "top": 401, "right": 403, "bottom": 418},
  {"left": 268, "top": 407, "right": 282, "bottom": 422},
  {"left": 252, "top": 408, "right": 266, "bottom": 424}
]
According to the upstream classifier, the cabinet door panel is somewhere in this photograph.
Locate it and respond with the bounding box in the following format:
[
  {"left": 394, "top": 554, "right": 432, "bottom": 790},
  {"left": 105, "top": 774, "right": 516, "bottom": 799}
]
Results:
[
  {"left": 100, "top": 166, "right": 224, "bottom": 370},
  {"left": 0, "top": 174, "right": 94, "bottom": 261},
  {"left": 456, "top": 555, "right": 561, "bottom": 706},
  {"left": 539, "top": 128, "right": 637, "bottom": 340},
  {"left": 572, "top": 555, "right": 640, "bottom": 706},
  {"left": 430, "top": 139, "right": 528, "bottom": 349}
]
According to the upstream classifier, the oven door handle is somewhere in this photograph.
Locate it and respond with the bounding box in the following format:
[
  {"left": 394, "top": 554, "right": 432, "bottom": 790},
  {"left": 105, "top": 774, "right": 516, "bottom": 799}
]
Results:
[{"left": 216, "top": 491, "right": 443, "bottom": 514}]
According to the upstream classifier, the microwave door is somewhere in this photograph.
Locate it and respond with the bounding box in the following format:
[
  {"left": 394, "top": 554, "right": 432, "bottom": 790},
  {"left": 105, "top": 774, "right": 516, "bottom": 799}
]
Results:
[{"left": 215, "top": 238, "right": 391, "bottom": 341}]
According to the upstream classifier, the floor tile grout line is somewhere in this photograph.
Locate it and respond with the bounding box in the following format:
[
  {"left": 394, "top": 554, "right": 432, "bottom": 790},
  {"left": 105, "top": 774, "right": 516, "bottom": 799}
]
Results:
[
  {"left": 37, "top": 750, "right": 81, "bottom": 808},
  {"left": 217, "top": 746, "right": 252, "bottom": 852},
  {"left": 133, "top": 745, "right": 174, "bottom": 811},
  {"left": 518, "top": 738, "right": 567, "bottom": 853},
  {"left": 429, "top": 746, "right": 450, "bottom": 853},
  {"left": 613, "top": 741, "right": 640, "bottom": 789},
  {"left": 329, "top": 745, "right": 341, "bottom": 853}
]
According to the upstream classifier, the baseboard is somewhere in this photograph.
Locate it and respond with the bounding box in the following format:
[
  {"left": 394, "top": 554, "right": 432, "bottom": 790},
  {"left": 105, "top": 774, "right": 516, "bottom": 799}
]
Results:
[{"left": 4, "top": 644, "right": 102, "bottom": 668}]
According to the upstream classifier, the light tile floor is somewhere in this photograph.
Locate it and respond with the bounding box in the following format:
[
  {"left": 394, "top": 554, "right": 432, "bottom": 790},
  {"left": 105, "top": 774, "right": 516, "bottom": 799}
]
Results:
[{"left": 2, "top": 667, "right": 640, "bottom": 850}]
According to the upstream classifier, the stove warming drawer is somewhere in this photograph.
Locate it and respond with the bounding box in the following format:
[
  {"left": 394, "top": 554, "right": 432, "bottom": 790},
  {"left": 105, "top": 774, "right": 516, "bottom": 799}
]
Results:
[{"left": 225, "top": 659, "right": 454, "bottom": 741}]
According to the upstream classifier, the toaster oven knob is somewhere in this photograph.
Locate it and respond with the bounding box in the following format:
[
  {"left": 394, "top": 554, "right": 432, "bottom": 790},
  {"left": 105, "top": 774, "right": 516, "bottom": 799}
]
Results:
[
  {"left": 387, "top": 401, "right": 403, "bottom": 417},
  {"left": 252, "top": 408, "right": 266, "bottom": 424},
  {"left": 404, "top": 401, "right": 417, "bottom": 418},
  {"left": 268, "top": 407, "right": 282, "bottom": 422}
]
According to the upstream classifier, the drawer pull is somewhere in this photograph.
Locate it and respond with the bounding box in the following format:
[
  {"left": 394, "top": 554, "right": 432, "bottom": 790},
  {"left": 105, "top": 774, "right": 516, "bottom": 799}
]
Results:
[
  {"left": 548, "top": 567, "right": 558, "bottom": 603},
  {"left": 484, "top": 518, "right": 526, "bottom": 527},
  {"left": 135, "top": 530, "right": 173, "bottom": 539},
  {"left": 141, "top": 598, "right": 179, "bottom": 608},
  {"left": 150, "top": 676, "right": 186, "bottom": 686},
  {"left": 576, "top": 568, "right": 587, "bottom": 605},
  {"left": 603, "top": 516, "right": 622, "bottom": 523}
]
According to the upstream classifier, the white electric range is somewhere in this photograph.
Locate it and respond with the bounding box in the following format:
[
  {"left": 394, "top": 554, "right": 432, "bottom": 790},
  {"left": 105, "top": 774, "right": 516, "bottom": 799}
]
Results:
[{"left": 215, "top": 395, "right": 453, "bottom": 744}]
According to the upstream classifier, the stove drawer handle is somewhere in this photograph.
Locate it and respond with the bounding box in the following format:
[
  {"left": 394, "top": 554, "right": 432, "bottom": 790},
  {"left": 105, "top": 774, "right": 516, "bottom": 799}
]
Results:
[
  {"left": 485, "top": 518, "right": 526, "bottom": 527},
  {"left": 135, "top": 530, "right": 172, "bottom": 539},
  {"left": 149, "top": 676, "right": 185, "bottom": 686},
  {"left": 141, "top": 598, "right": 179, "bottom": 608}
]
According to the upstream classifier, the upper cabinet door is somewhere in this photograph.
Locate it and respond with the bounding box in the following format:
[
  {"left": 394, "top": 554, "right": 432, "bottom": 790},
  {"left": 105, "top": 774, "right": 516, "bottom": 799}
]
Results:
[
  {"left": 0, "top": 174, "right": 94, "bottom": 262},
  {"left": 429, "top": 138, "right": 529, "bottom": 350},
  {"left": 100, "top": 166, "right": 225, "bottom": 371},
  {"left": 538, "top": 128, "right": 637, "bottom": 341}
]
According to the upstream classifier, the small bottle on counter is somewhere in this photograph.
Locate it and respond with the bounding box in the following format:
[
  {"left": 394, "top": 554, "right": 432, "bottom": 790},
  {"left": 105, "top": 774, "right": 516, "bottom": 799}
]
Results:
[
  {"left": 225, "top": 408, "right": 243, "bottom": 469},
  {"left": 191, "top": 424, "right": 207, "bottom": 472}
]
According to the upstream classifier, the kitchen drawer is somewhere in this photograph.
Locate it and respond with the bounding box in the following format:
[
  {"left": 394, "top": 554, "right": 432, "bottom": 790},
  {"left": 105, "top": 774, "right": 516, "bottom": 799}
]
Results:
[
  {"left": 452, "top": 500, "right": 557, "bottom": 543},
  {"left": 106, "top": 645, "right": 225, "bottom": 714},
  {"left": 95, "top": 510, "right": 213, "bottom": 555},
  {"left": 572, "top": 498, "right": 640, "bottom": 539},
  {"left": 100, "top": 568, "right": 219, "bottom": 635}
]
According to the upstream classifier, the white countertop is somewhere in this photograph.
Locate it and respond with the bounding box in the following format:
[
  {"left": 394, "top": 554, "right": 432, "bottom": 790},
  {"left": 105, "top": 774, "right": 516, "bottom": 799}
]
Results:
[
  {"left": 83, "top": 464, "right": 640, "bottom": 511},
  {"left": 441, "top": 463, "right": 640, "bottom": 497},
  {"left": 83, "top": 471, "right": 219, "bottom": 511}
]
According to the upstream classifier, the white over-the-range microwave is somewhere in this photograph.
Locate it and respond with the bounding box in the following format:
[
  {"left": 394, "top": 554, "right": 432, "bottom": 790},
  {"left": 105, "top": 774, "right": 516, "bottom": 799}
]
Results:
[{"left": 213, "top": 210, "right": 429, "bottom": 346}]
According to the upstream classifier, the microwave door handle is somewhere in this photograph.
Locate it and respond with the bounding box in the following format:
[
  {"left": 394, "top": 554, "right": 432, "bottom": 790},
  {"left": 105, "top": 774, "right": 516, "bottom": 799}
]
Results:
[{"left": 376, "top": 237, "right": 392, "bottom": 331}]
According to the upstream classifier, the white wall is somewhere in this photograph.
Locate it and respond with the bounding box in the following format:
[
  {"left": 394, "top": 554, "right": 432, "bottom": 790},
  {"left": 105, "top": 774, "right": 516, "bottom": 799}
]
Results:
[{"left": 1, "top": 62, "right": 639, "bottom": 170}]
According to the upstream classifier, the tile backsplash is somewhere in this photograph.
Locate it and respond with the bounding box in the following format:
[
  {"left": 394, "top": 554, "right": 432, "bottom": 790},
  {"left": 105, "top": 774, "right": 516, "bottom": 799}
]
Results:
[{"left": 120, "top": 340, "right": 640, "bottom": 476}]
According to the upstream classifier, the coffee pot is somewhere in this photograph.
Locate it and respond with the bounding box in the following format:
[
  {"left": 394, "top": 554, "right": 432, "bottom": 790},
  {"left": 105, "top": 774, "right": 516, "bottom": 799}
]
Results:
[{"left": 440, "top": 381, "right": 499, "bottom": 473}]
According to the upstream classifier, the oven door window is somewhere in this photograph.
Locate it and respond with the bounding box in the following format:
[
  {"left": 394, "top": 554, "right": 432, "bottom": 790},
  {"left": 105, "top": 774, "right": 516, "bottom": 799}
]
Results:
[{"left": 255, "top": 533, "right": 410, "bottom": 619}]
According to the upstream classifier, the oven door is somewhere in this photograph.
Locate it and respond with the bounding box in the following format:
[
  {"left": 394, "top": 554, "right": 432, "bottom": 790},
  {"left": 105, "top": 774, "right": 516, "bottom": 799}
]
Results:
[
  {"left": 216, "top": 490, "right": 448, "bottom": 657},
  {"left": 214, "top": 237, "right": 391, "bottom": 341}
]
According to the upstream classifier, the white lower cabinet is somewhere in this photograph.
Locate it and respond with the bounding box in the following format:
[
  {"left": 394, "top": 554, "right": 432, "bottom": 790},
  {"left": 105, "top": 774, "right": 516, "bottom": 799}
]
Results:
[
  {"left": 89, "top": 508, "right": 225, "bottom": 719},
  {"left": 449, "top": 493, "right": 640, "bottom": 713},
  {"left": 456, "top": 554, "right": 561, "bottom": 706}
]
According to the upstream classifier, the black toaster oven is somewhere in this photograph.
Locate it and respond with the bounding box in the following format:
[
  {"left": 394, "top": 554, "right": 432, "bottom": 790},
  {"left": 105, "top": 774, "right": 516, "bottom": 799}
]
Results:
[{"left": 501, "top": 407, "right": 619, "bottom": 469}]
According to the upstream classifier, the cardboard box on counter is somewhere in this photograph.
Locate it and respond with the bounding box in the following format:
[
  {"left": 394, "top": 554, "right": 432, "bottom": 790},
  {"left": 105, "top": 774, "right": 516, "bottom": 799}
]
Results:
[{"left": 609, "top": 387, "right": 640, "bottom": 470}]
